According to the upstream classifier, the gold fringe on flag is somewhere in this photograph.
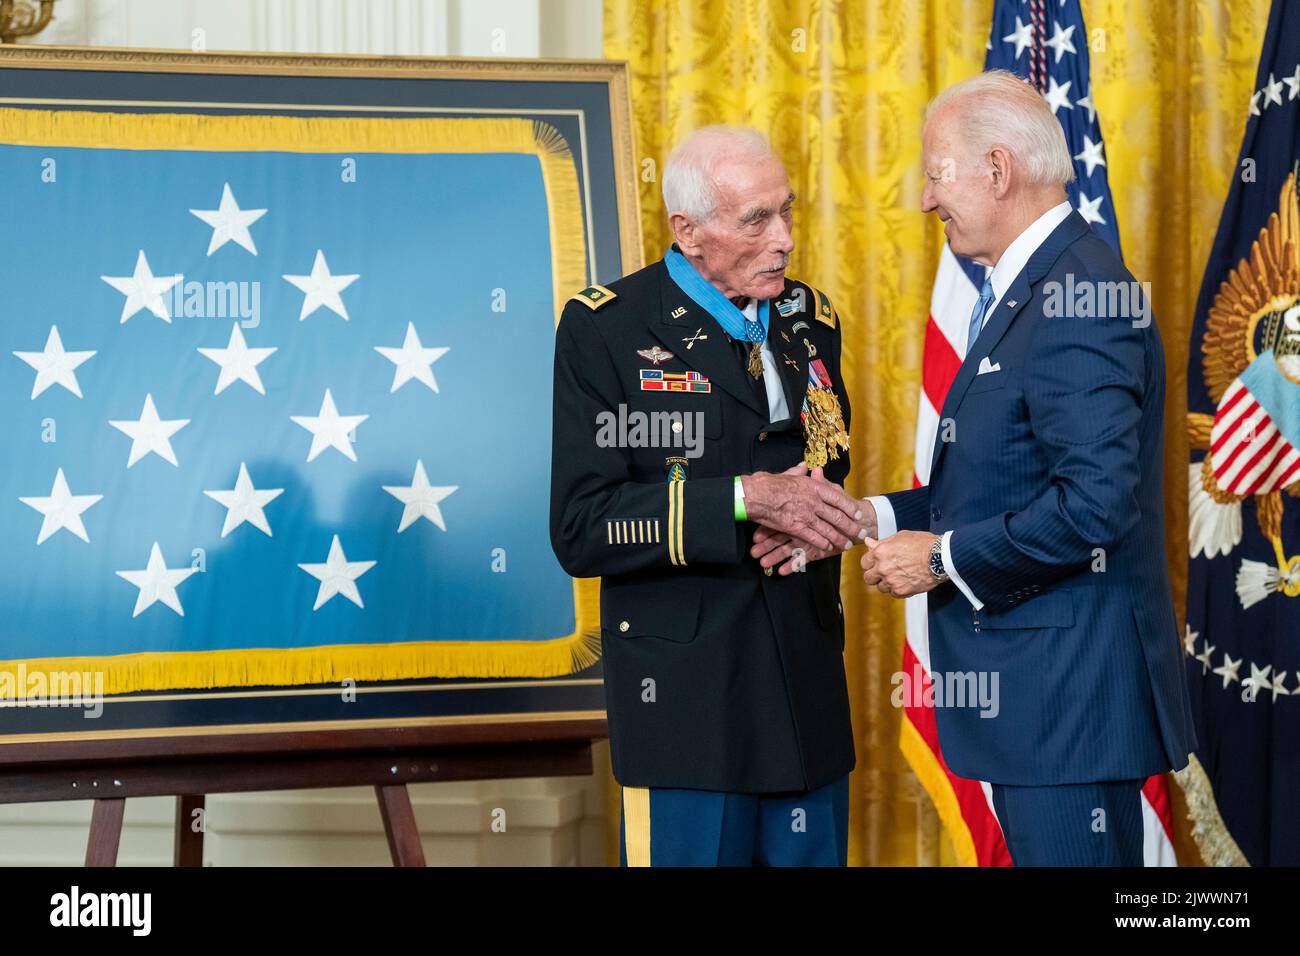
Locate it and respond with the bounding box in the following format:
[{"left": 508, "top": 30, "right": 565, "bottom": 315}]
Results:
[
  {"left": 1174, "top": 754, "right": 1250, "bottom": 866},
  {"left": 0, "top": 105, "right": 598, "bottom": 691}
]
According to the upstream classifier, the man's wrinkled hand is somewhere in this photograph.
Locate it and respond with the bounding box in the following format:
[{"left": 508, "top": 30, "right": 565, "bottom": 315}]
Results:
[
  {"left": 741, "top": 465, "right": 868, "bottom": 553},
  {"left": 751, "top": 491, "right": 878, "bottom": 575},
  {"left": 860, "top": 530, "right": 942, "bottom": 597}
]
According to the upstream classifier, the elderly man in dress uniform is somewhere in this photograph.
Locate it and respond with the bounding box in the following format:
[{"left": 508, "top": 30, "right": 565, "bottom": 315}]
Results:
[{"left": 550, "top": 125, "right": 865, "bottom": 866}]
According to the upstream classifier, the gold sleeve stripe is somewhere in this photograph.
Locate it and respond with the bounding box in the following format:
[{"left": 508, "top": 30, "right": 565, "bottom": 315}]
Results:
[
  {"left": 607, "top": 518, "right": 661, "bottom": 546},
  {"left": 667, "top": 484, "right": 680, "bottom": 565},
  {"left": 673, "top": 480, "right": 686, "bottom": 566}
]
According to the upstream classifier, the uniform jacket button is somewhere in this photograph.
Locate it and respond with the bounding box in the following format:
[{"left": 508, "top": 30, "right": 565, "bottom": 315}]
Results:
[
  {"left": 619, "top": 620, "right": 629, "bottom": 632},
  {"left": 763, "top": 566, "right": 773, "bottom": 576},
  {"left": 931, "top": 507, "right": 942, "bottom": 521},
  {"left": 758, "top": 431, "right": 768, "bottom": 442}
]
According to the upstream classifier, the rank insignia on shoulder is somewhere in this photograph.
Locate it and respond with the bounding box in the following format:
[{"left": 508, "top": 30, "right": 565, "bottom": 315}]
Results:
[
  {"left": 571, "top": 285, "right": 617, "bottom": 310},
  {"left": 665, "top": 456, "right": 689, "bottom": 481},
  {"left": 811, "top": 287, "right": 838, "bottom": 329},
  {"left": 607, "top": 518, "right": 660, "bottom": 545},
  {"left": 637, "top": 345, "right": 674, "bottom": 365}
]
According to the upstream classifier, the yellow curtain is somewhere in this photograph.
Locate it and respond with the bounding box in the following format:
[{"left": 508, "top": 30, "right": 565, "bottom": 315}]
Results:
[{"left": 603, "top": 0, "right": 1269, "bottom": 865}]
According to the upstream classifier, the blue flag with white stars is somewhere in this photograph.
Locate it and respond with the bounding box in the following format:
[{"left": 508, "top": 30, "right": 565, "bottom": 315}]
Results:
[{"left": 0, "top": 111, "right": 578, "bottom": 688}]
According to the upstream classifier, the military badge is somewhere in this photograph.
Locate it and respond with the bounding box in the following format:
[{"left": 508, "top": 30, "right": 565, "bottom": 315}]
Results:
[
  {"left": 682, "top": 328, "right": 708, "bottom": 349},
  {"left": 776, "top": 289, "right": 806, "bottom": 317},
  {"left": 801, "top": 358, "right": 850, "bottom": 468},
  {"left": 637, "top": 345, "right": 674, "bottom": 365},
  {"left": 640, "top": 369, "right": 711, "bottom": 393},
  {"left": 665, "top": 456, "right": 689, "bottom": 481},
  {"left": 571, "top": 285, "right": 616, "bottom": 310}
]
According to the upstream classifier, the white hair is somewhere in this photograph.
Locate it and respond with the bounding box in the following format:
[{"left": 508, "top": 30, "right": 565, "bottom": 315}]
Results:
[
  {"left": 661, "top": 125, "right": 776, "bottom": 223},
  {"left": 926, "top": 69, "right": 1075, "bottom": 186}
]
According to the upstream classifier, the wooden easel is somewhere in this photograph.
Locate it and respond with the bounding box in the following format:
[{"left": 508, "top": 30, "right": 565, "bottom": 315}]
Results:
[{"left": 0, "top": 718, "right": 605, "bottom": 867}]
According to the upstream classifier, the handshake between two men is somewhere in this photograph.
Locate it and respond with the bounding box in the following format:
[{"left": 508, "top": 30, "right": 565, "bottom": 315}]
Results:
[{"left": 741, "top": 464, "right": 941, "bottom": 599}]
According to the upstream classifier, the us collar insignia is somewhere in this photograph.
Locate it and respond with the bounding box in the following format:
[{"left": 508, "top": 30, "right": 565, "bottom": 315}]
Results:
[
  {"left": 665, "top": 456, "right": 689, "bottom": 481},
  {"left": 670, "top": 306, "right": 688, "bottom": 319},
  {"left": 637, "top": 345, "right": 674, "bottom": 365}
]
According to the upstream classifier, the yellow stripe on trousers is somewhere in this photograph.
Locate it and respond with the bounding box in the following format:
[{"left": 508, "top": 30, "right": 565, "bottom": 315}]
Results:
[{"left": 622, "top": 786, "right": 651, "bottom": 867}]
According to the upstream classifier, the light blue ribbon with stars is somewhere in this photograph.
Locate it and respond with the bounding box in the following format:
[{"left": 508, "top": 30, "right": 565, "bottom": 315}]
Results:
[{"left": 664, "top": 246, "right": 769, "bottom": 343}]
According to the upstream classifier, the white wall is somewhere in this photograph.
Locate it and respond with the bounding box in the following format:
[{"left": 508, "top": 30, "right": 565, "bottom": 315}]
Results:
[
  {"left": 10, "top": 0, "right": 610, "bottom": 867},
  {"left": 34, "top": 0, "right": 603, "bottom": 57}
]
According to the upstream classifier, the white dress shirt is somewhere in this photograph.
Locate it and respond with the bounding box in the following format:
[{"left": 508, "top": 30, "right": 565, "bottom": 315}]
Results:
[
  {"left": 744, "top": 298, "right": 792, "bottom": 423},
  {"left": 866, "top": 201, "right": 1073, "bottom": 610}
]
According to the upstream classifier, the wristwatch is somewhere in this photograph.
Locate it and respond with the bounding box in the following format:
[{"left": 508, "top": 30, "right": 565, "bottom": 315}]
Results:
[{"left": 928, "top": 536, "right": 949, "bottom": 581}]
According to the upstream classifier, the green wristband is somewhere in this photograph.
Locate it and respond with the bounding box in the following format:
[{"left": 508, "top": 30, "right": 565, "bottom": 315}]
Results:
[{"left": 733, "top": 475, "right": 748, "bottom": 521}]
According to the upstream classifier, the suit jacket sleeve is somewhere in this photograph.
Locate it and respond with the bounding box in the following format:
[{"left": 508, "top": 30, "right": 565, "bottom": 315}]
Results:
[
  {"left": 883, "top": 486, "right": 931, "bottom": 532},
  {"left": 947, "top": 302, "right": 1147, "bottom": 609},
  {"left": 549, "top": 303, "right": 741, "bottom": 578}
]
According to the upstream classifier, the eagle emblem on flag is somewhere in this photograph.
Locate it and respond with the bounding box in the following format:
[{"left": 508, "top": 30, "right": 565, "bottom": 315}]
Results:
[{"left": 1189, "top": 173, "right": 1300, "bottom": 609}]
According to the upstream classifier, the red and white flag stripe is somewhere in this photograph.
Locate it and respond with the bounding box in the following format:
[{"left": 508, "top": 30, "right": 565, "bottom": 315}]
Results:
[
  {"left": 899, "top": 245, "right": 1178, "bottom": 866},
  {"left": 1210, "top": 379, "right": 1300, "bottom": 497}
]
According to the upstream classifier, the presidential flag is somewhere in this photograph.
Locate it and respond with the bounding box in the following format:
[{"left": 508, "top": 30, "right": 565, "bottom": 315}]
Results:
[
  {"left": 1184, "top": 0, "right": 1300, "bottom": 866},
  {"left": 899, "top": 0, "right": 1176, "bottom": 866}
]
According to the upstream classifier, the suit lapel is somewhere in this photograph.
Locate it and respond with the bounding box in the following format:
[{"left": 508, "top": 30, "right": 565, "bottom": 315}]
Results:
[
  {"left": 650, "top": 266, "right": 765, "bottom": 414},
  {"left": 930, "top": 211, "right": 1092, "bottom": 478}
]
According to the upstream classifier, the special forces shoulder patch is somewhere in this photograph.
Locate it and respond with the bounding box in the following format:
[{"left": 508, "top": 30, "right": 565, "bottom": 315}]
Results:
[
  {"left": 665, "top": 456, "right": 689, "bottom": 481},
  {"left": 570, "top": 285, "right": 617, "bottom": 310}
]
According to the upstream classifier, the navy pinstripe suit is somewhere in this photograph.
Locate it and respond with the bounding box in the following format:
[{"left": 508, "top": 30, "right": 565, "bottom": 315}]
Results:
[{"left": 885, "top": 211, "right": 1197, "bottom": 864}]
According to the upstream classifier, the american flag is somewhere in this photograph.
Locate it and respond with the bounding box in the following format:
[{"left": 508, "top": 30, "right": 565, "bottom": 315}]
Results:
[{"left": 899, "top": 0, "right": 1178, "bottom": 866}]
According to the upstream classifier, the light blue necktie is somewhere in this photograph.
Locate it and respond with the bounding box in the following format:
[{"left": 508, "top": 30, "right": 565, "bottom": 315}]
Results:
[{"left": 967, "top": 278, "right": 995, "bottom": 353}]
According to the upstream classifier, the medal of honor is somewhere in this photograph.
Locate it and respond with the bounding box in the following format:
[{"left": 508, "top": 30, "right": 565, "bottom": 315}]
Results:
[{"left": 747, "top": 341, "right": 764, "bottom": 379}]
